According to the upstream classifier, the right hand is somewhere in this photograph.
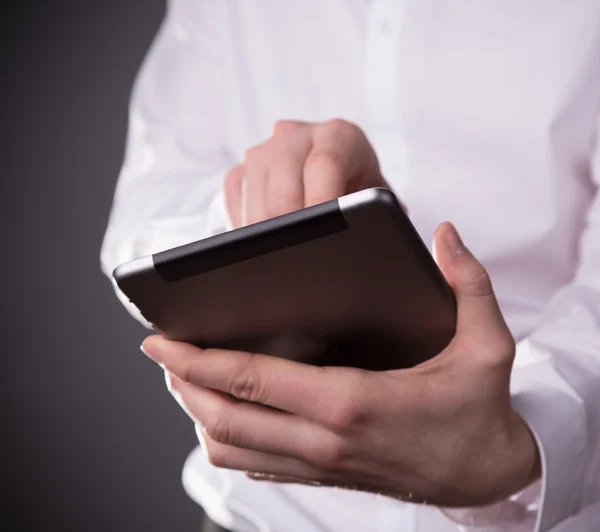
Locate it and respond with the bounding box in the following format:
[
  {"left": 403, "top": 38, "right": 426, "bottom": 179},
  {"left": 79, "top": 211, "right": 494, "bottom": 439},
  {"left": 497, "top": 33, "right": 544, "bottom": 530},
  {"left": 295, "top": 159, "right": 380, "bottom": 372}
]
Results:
[{"left": 223, "top": 119, "right": 390, "bottom": 228}]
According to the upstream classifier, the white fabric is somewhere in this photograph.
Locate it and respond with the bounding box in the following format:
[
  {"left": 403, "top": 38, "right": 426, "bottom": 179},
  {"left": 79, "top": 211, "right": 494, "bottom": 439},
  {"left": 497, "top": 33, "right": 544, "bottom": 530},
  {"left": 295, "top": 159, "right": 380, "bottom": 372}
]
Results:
[{"left": 100, "top": 1, "right": 600, "bottom": 531}]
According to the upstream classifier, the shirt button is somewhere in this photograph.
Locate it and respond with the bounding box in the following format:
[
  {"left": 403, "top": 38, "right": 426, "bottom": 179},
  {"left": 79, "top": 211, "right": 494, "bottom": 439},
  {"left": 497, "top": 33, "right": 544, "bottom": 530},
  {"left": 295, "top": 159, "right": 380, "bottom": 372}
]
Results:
[{"left": 379, "top": 19, "right": 393, "bottom": 34}]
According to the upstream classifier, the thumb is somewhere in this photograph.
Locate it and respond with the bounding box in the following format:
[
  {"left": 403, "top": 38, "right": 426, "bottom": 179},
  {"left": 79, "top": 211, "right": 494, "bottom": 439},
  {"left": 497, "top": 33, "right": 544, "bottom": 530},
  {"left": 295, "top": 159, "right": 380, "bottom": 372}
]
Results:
[{"left": 433, "top": 222, "right": 513, "bottom": 357}]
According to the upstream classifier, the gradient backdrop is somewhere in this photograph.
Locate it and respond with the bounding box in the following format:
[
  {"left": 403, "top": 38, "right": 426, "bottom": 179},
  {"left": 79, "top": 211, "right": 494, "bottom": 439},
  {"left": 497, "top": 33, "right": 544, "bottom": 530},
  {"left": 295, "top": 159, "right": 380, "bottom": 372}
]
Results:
[{"left": 3, "top": 2, "right": 207, "bottom": 530}]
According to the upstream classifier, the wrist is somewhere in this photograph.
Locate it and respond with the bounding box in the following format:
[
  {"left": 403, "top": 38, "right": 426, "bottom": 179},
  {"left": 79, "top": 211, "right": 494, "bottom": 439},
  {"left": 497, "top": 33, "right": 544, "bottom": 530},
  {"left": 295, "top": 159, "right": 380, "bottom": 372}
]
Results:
[
  {"left": 494, "top": 411, "right": 541, "bottom": 502},
  {"left": 468, "top": 410, "right": 541, "bottom": 507}
]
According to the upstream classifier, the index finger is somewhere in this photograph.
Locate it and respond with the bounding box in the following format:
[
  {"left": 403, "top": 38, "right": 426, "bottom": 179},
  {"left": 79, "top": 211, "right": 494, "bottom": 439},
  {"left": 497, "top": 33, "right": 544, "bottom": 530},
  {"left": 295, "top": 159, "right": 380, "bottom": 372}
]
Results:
[
  {"left": 141, "top": 335, "right": 356, "bottom": 421},
  {"left": 303, "top": 119, "right": 387, "bottom": 206}
]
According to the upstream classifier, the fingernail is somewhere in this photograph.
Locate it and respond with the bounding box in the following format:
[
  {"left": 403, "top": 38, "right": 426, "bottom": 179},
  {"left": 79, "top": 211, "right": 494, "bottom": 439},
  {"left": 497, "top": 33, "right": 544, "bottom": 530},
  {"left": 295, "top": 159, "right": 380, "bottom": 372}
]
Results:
[
  {"left": 164, "top": 370, "right": 174, "bottom": 393},
  {"left": 432, "top": 235, "right": 439, "bottom": 264},
  {"left": 140, "top": 338, "right": 163, "bottom": 364},
  {"left": 443, "top": 223, "right": 466, "bottom": 255}
]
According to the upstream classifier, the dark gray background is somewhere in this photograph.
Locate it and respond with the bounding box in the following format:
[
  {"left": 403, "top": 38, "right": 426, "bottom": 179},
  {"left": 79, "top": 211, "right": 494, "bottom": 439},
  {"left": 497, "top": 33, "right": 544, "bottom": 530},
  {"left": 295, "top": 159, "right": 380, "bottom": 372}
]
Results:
[{"left": 3, "top": 2, "right": 207, "bottom": 530}]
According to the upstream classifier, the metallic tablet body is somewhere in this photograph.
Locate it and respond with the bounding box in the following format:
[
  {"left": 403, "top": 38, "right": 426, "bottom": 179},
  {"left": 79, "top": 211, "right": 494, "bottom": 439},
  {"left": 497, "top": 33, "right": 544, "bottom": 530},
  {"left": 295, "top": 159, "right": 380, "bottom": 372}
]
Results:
[{"left": 113, "top": 188, "right": 456, "bottom": 371}]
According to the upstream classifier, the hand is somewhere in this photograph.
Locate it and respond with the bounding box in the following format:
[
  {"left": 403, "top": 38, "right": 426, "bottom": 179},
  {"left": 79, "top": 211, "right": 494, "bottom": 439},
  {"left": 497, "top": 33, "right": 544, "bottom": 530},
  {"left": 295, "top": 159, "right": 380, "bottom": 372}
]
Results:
[
  {"left": 141, "top": 222, "right": 541, "bottom": 508},
  {"left": 223, "top": 119, "right": 390, "bottom": 228}
]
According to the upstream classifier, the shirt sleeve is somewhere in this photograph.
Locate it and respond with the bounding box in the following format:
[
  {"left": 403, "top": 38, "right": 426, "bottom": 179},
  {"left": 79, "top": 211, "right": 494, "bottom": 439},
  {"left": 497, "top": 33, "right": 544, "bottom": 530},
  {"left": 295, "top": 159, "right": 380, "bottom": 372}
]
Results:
[
  {"left": 443, "top": 115, "right": 600, "bottom": 531},
  {"left": 100, "top": 0, "right": 234, "bottom": 314}
]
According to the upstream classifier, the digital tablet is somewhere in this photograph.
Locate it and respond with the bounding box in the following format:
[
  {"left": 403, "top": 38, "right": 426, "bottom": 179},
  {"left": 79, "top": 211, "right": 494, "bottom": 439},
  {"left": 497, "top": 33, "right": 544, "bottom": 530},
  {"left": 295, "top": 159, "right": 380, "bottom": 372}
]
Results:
[{"left": 113, "top": 187, "right": 456, "bottom": 371}]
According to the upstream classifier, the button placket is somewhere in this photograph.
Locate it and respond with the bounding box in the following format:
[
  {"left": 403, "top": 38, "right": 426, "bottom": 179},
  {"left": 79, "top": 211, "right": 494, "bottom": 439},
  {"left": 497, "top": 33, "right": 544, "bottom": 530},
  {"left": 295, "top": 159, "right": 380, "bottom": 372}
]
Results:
[
  {"left": 365, "top": 7, "right": 416, "bottom": 530},
  {"left": 364, "top": 0, "right": 412, "bottom": 199}
]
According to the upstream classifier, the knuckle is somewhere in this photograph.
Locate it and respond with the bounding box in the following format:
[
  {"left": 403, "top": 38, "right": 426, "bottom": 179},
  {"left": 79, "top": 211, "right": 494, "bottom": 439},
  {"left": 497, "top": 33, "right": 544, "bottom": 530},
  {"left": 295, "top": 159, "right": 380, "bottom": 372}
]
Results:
[
  {"left": 322, "top": 396, "right": 364, "bottom": 430},
  {"left": 316, "top": 372, "right": 371, "bottom": 430},
  {"left": 304, "top": 149, "right": 344, "bottom": 175},
  {"left": 319, "top": 118, "right": 365, "bottom": 147},
  {"left": 310, "top": 440, "right": 347, "bottom": 473},
  {"left": 321, "top": 117, "right": 357, "bottom": 138},
  {"left": 205, "top": 414, "right": 240, "bottom": 447},
  {"left": 180, "top": 357, "right": 195, "bottom": 384},
  {"left": 272, "top": 119, "right": 302, "bottom": 137},
  {"left": 489, "top": 334, "right": 516, "bottom": 367},
  {"left": 466, "top": 267, "right": 494, "bottom": 298},
  {"left": 206, "top": 443, "right": 229, "bottom": 468},
  {"left": 243, "top": 145, "right": 266, "bottom": 166},
  {"left": 228, "top": 358, "right": 264, "bottom": 403}
]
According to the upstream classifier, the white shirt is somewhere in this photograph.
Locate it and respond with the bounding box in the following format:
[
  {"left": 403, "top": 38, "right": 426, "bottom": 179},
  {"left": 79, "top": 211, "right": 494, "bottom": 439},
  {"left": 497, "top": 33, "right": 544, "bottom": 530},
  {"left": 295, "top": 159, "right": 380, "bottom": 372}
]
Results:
[{"left": 100, "top": 1, "right": 600, "bottom": 531}]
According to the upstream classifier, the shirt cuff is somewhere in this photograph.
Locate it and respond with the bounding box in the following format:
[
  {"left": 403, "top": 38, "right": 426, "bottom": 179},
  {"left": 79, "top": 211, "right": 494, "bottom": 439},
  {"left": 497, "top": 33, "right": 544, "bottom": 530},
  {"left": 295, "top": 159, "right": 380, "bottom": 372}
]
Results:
[
  {"left": 510, "top": 358, "right": 586, "bottom": 531},
  {"left": 440, "top": 484, "right": 539, "bottom": 531}
]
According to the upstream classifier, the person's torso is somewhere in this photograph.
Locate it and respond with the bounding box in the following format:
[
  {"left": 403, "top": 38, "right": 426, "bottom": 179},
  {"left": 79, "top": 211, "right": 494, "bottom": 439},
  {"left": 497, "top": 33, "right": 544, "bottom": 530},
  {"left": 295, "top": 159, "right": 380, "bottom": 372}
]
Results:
[{"left": 186, "top": 1, "right": 600, "bottom": 530}]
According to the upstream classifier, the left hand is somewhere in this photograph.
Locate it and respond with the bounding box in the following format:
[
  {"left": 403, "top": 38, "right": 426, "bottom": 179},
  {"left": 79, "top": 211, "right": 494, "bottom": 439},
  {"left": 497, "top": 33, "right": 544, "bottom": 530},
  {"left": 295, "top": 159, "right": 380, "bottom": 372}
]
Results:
[{"left": 140, "top": 222, "right": 541, "bottom": 507}]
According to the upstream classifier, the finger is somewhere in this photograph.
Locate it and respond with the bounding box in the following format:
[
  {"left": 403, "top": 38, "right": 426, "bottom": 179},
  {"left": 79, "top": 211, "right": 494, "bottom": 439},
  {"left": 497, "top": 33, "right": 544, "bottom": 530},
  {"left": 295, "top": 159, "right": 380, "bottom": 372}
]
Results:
[
  {"left": 266, "top": 120, "right": 312, "bottom": 217},
  {"left": 243, "top": 142, "right": 270, "bottom": 225},
  {"left": 167, "top": 372, "right": 338, "bottom": 460},
  {"left": 433, "top": 222, "right": 514, "bottom": 362},
  {"left": 141, "top": 336, "right": 367, "bottom": 423},
  {"left": 201, "top": 429, "right": 333, "bottom": 481},
  {"left": 240, "top": 170, "right": 248, "bottom": 227},
  {"left": 303, "top": 119, "right": 387, "bottom": 206},
  {"left": 223, "top": 164, "right": 243, "bottom": 229},
  {"left": 245, "top": 166, "right": 269, "bottom": 225}
]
